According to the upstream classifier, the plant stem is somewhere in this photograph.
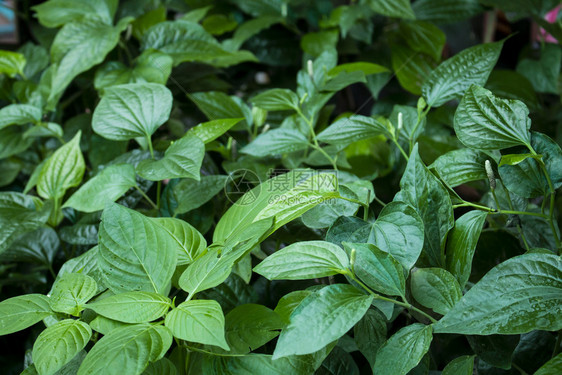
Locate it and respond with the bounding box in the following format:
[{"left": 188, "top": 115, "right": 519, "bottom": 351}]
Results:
[
  {"left": 296, "top": 107, "right": 339, "bottom": 171},
  {"left": 147, "top": 136, "right": 155, "bottom": 159},
  {"left": 511, "top": 363, "right": 529, "bottom": 375},
  {"left": 409, "top": 105, "right": 431, "bottom": 154},
  {"left": 454, "top": 201, "right": 548, "bottom": 219},
  {"left": 134, "top": 185, "right": 158, "bottom": 210},
  {"left": 156, "top": 181, "right": 162, "bottom": 210},
  {"left": 503, "top": 188, "right": 531, "bottom": 251},
  {"left": 392, "top": 138, "right": 409, "bottom": 161},
  {"left": 339, "top": 196, "right": 370, "bottom": 221}
]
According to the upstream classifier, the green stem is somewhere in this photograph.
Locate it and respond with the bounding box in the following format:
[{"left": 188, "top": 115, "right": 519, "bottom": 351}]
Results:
[
  {"left": 453, "top": 201, "right": 548, "bottom": 219},
  {"left": 156, "top": 181, "right": 162, "bottom": 210},
  {"left": 296, "top": 107, "right": 339, "bottom": 171},
  {"left": 134, "top": 185, "right": 158, "bottom": 210},
  {"left": 553, "top": 331, "right": 561, "bottom": 358},
  {"left": 392, "top": 138, "right": 409, "bottom": 161},
  {"left": 409, "top": 105, "right": 431, "bottom": 154},
  {"left": 339, "top": 196, "right": 370, "bottom": 221},
  {"left": 147, "top": 136, "right": 155, "bottom": 159},
  {"left": 503, "top": 188, "right": 531, "bottom": 251},
  {"left": 511, "top": 363, "right": 529, "bottom": 375}
]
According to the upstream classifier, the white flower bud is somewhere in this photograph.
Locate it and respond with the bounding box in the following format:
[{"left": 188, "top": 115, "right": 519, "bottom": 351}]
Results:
[
  {"left": 350, "top": 248, "right": 356, "bottom": 269},
  {"left": 307, "top": 59, "right": 314, "bottom": 78},
  {"left": 281, "top": 3, "right": 287, "bottom": 17},
  {"left": 485, "top": 160, "right": 496, "bottom": 190},
  {"left": 397, "top": 112, "right": 403, "bottom": 131}
]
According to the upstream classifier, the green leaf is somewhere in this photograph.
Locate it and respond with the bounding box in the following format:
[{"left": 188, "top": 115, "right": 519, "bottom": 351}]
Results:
[
  {"left": 33, "top": 319, "right": 92, "bottom": 375},
  {"left": 32, "top": 0, "right": 117, "bottom": 27},
  {"left": 37, "top": 131, "right": 85, "bottom": 200},
  {"left": 92, "top": 83, "right": 173, "bottom": 141},
  {"left": 89, "top": 315, "right": 132, "bottom": 336},
  {"left": 0, "top": 227, "right": 59, "bottom": 265},
  {"left": 391, "top": 44, "right": 437, "bottom": 96},
  {"left": 63, "top": 164, "right": 137, "bottom": 213},
  {"left": 77, "top": 324, "right": 172, "bottom": 375},
  {"left": 58, "top": 246, "right": 106, "bottom": 293},
  {"left": 364, "top": 0, "right": 415, "bottom": 20},
  {"left": 98, "top": 203, "right": 177, "bottom": 294},
  {"left": 516, "top": 43, "right": 561, "bottom": 94},
  {"left": 214, "top": 169, "right": 338, "bottom": 243},
  {"left": 327, "top": 62, "right": 389, "bottom": 77},
  {"left": 224, "top": 16, "right": 281, "bottom": 51},
  {"left": 240, "top": 129, "right": 309, "bottom": 157},
  {"left": 178, "top": 248, "right": 234, "bottom": 295},
  {"left": 317, "top": 115, "right": 390, "bottom": 145},
  {"left": 274, "top": 290, "right": 312, "bottom": 325},
  {"left": 354, "top": 309, "right": 387, "bottom": 369},
  {"left": 273, "top": 284, "right": 373, "bottom": 358},
  {"left": 0, "top": 104, "right": 42, "bottom": 130},
  {"left": 165, "top": 299, "right": 229, "bottom": 350},
  {"left": 532, "top": 132, "right": 562, "bottom": 190},
  {"left": 454, "top": 85, "right": 532, "bottom": 150},
  {"left": 399, "top": 21, "right": 446, "bottom": 62},
  {"left": 87, "top": 292, "right": 170, "bottom": 323},
  {"left": 442, "top": 355, "right": 475, "bottom": 375},
  {"left": 0, "top": 294, "right": 52, "bottom": 336},
  {"left": 49, "top": 16, "right": 131, "bottom": 101},
  {"left": 153, "top": 217, "right": 207, "bottom": 266},
  {"left": 254, "top": 240, "right": 349, "bottom": 280},
  {"left": 466, "top": 334, "right": 519, "bottom": 370},
  {"left": 222, "top": 304, "right": 284, "bottom": 354},
  {"left": 499, "top": 153, "right": 536, "bottom": 167},
  {"left": 250, "top": 89, "right": 300, "bottom": 111},
  {"left": 434, "top": 253, "right": 562, "bottom": 334},
  {"left": 412, "top": 0, "right": 484, "bottom": 24},
  {"left": 0, "top": 50, "right": 26, "bottom": 77},
  {"left": 188, "top": 118, "right": 244, "bottom": 144},
  {"left": 187, "top": 92, "right": 246, "bottom": 121},
  {"left": 446, "top": 210, "right": 488, "bottom": 288},
  {"left": 396, "top": 144, "right": 453, "bottom": 267},
  {"left": 345, "top": 242, "right": 406, "bottom": 297},
  {"left": 373, "top": 324, "right": 433, "bottom": 375},
  {"left": 173, "top": 175, "right": 228, "bottom": 215},
  {"left": 360, "top": 201, "right": 424, "bottom": 271},
  {"left": 411, "top": 268, "right": 462, "bottom": 315},
  {"left": 422, "top": 41, "right": 503, "bottom": 107},
  {"left": 50, "top": 273, "right": 97, "bottom": 316},
  {"left": 19, "top": 43, "right": 49, "bottom": 79},
  {"left": 430, "top": 148, "right": 491, "bottom": 187},
  {"left": 301, "top": 30, "right": 339, "bottom": 57},
  {"left": 535, "top": 353, "right": 562, "bottom": 375},
  {"left": 137, "top": 135, "right": 205, "bottom": 181}
]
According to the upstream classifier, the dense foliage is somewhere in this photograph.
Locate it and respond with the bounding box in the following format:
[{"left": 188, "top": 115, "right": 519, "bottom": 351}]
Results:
[{"left": 1, "top": 0, "right": 562, "bottom": 374}]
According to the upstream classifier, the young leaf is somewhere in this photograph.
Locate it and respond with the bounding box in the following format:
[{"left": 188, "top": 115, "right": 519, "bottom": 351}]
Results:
[
  {"left": 37, "top": 131, "right": 85, "bottom": 200},
  {"left": 178, "top": 248, "right": 235, "bottom": 295},
  {"left": 411, "top": 268, "right": 462, "bottom": 315},
  {"left": 240, "top": 129, "right": 309, "bottom": 157},
  {"left": 98, "top": 203, "right": 177, "bottom": 294},
  {"left": 254, "top": 240, "right": 349, "bottom": 280},
  {"left": 0, "top": 50, "right": 26, "bottom": 77},
  {"left": 136, "top": 134, "right": 205, "bottom": 181},
  {"left": 317, "top": 115, "right": 390, "bottom": 145},
  {"left": 165, "top": 299, "right": 229, "bottom": 350},
  {"left": 32, "top": 319, "right": 92, "bottom": 375},
  {"left": 445, "top": 210, "right": 488, "bottom": 288},
  {"left": 77, "top": 324, "right": 172, "bottom": 375},
  {"left": 188, "top": 118, "right": 244, "bottom": 144},
  {"left": 454, "top": 85, "right": 532, "bottom": 150},
  {"left": 273, "top": 284, "right": 373, "bottom": 358},
  {"left": 422, "top": 41, "right": 503, "bottom": 107},
  {"left": 442, "top": 355, "right": 475, "bottom": 375},
  {"left": 87, "top": 291, "right": 171, "bottom": 323},
  {"left": 153, "top": 218, "right": 207, "bottom": 266},
  {"left": 249, "top": 89, "right": 299, "bottom": 111},
  {"left": 0, "top": 294, "right": 52, "bottom": 336},
  {"left": 32, "top": 0, "right": 117, "bottom": 27},
  {"left": 373, "top": 324, "right": 433, "bottom": 375},
  {"left": 173, "top": 175, "right": 228, "bottom": 215},
  {"left": 0, "top": 104, "right": 42, "bottom": 130},
  {"left": 49, "top": 273, "right": 98, "bottom": 316},
  {"left": 63, "top": 164, "right": 137, "bottom": 213},
  {"left": 344, "top": 242, "right": 406, "bottom": 297},
  {"left": 434, "top": 253, "right": 562, "bottom": 334},
  {"left": 92, "top": 83, "right": 173, "bottom": 141},
  {"left": 57, "top": 246, "right": 106, "bottom": 293}
]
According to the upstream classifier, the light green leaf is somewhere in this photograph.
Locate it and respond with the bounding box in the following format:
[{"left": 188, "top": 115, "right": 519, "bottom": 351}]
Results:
[
  {"left": 222, "top": 304, "right": 284, "bottom": 354},
  {"left": 446, "top": 210, "right": 488, "bottom": 288},
  {"left": 454, "top": 85, "right": 532, "bottom": 150},
  {"left": 442, "top": 355, "right": 475, "bottom": 375},
  {"left": 214, "top": 169, "right": 338, "bottom": 243},
  {"left": 254, "top": 240, "right": 349, "bottom": 280},
  {"left": 249, "top": 89, "right": 299, "bottom": 111},
  {"left": 187, "top": 92, "right": 246, "bottom": 121},
  {"left": 434, "top": 253, "right": 562, "bottom": 334},
  {"left": 37, "top": 131, "right": 85, "bottom": 200},
  {"left": 33, "top": 319, "right": 91, "bottom": 375},
  {"left": 63, "top": 164, "right": 136, "bottom": 213},
  {"left": 430, "top": 148, "right": 491, "bottom": 187},
  {"left": 422, "top": 41, "right": 503, "bottom": 107},
  {"left": 274, "top": 290, "right": 312, "bottom": 325},
  {"left": 49, "top": 16, "right": 131, "bottom": 101},
  {"left": 535, "top": 353, "right": 562, "bottom": 375},
  {"left": 399, "top": 21, "right": 446, "bottom": 62},
  {"left": 98, "top": 203, "right": 177, "bottom": 294},
  {"left": 153, "top": 217, "right": 207, "bottom": 266},
  {"left": 364, "top": 0, "right": 415, "bottom": 19},
  {"left": 77, "top": 324, "right": 172, "bottom": 375},
  {"left": 345, "top": 242, "right": 406, "bottom": 297},
  {"left": 173, "top": 175, "right": 228, "bottom": 215},
  {"left": 391, "top": 43, "right": 437, "bottom": 95},
  {"left": 142, "top": 358, "right": 177, "bottom": 375},
  {"left": 373, "top": 324, "right": 433, "bottom": 375},
  {"left": 0, "top": 50, "right": 26, "bottom": 77},
  {"left": 178, "top": 248, "right": 234, "bottom": 295},
  {"left": 328, "top": 62, "right": 390, "bottom": 77},
  {"left": 240, "top": 129, "right": 309, "bottom": 157},
  {"left": 354, "top": 308, "right": 387, "bottom": 369},
  {"left": 57, "top": 246, "right": 106, "bottom": 293},
  {"left": 87, "top": 292, "right": 170, "bottom": 323},
  {"left": 165, "top": 299, "right": 229, "bottom": 350},
  {"left": 273, "top": 284, "right": 373, "bottom": 358},
  {"left": 0, "top": 294, "right": 52, "bottom": 336},
  {"left": 137, "top": 135, "right": 205, "bottom": 181},
  {"left": 89, "top": 315, "right": 132, "bottom": 336},
  {"left": 92, "top": 82, "right": 173, "bottom": 141},
  {"left": 411, "top": 268, "right": 462, "bottom": 315},
  {"left": 32, "top": 0, "right": 117, "bottom": 27},
  {"left": 498, "top": 153, "right": 536, "bottom": 166},
  {"left": 396, "top": 144, "right": 453, "bottom": 267},
  {"left": 188, "top": 118, "right": 244, "bottom": 144},
  {"left": 301, "top": 30, "right": 339, "bottom": 57},
  {"left": 18, "top": 43, "right": 49, "bottom": 79},
  {"left": 317, "top": 115, "right": 390, "bottom": 145},
  {"left": 0, "top": 104, "right": 42, "bottom": 130},
  {"left": 49, "top": 273, "right": 97, "bottom": 316}
]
